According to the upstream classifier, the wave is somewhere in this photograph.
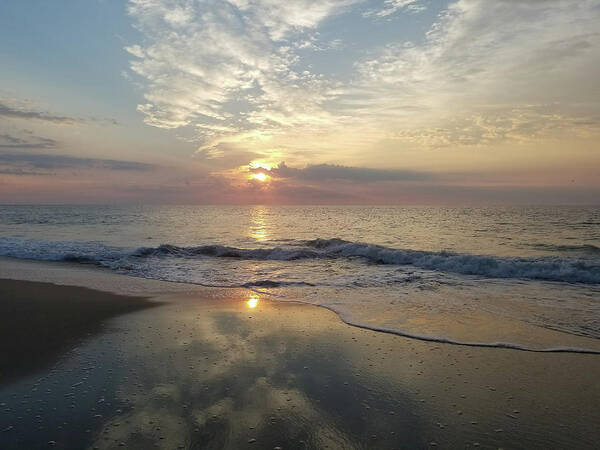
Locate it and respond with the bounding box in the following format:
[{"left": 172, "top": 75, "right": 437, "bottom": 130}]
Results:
[
  {"left": 1, "top": 237, "right": 600, "bottom": 284},
  {"left": 301, "top": 238, "right": 600, "bottom": 283},
  {"left": 242, "top": 280, "right": 316, "bottom": 288},
  {"left": 132, "top": 243, "right": 322, "bottom": 260},
  {"left": 525, "top": 242, "right": 600, "bottom": 255},
  {"left": 0, "top": 238, "right": 128, "bottom": 265}
]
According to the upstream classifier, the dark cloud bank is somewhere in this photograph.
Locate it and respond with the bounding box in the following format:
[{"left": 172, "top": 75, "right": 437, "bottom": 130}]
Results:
[{"left": 266, "top": 162, "right": 432, "bottom": 182}]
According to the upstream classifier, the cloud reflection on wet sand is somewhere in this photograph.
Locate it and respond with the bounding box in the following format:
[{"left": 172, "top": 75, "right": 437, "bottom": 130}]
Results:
[{"left": 2, "top": 290, "right": 600, "bottom": 449}]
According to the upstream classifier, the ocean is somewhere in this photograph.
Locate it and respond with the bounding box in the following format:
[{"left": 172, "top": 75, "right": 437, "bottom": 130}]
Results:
[{"left": 1, "top": 205, "right": 599, "bottom": 351}]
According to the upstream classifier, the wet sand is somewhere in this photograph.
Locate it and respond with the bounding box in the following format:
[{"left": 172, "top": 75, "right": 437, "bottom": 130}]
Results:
[
  {"left": 0, "top": 279, "right": 157, "bottom": 384},
  {"left": 1, "top": 266, "right": 600, "bottom": 448}
]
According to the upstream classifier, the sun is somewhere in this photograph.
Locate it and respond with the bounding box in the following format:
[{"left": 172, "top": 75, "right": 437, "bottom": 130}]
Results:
[{"left": 251, "top": 172, "right": 268, "bottom": 182}]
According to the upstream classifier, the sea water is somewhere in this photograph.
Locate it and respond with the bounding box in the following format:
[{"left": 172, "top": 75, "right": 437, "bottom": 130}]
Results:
[{"left": 1, "top": 205, "right": 599, "bottom": 350}]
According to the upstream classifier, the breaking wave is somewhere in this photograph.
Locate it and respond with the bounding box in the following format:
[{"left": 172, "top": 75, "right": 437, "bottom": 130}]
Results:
[{"left": 1, "top": 237, "right": 599, "bottom": 284}]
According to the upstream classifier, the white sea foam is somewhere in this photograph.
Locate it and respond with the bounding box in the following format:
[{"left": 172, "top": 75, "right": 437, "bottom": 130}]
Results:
[
  {"left": 324, "top": 309, "right": 600, "bottom": 354},
  {"left": 1, "top": 237, "right": 599, "bottom": 284}
]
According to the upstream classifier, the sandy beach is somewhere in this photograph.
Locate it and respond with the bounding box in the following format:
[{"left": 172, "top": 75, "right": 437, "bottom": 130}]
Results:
[{"left": 0, "top": 260, "right": 598, "bottom": 449}]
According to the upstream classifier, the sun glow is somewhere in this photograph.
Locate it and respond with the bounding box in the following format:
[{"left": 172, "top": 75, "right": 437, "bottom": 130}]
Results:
[{"left": 251, "top": 172, "right": 268, "bottom": 182}]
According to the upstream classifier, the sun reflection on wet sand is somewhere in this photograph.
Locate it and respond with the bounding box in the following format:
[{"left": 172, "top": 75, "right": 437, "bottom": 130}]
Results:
[{"left": 247, "top": 294, "right": 259, "bottom": 309}]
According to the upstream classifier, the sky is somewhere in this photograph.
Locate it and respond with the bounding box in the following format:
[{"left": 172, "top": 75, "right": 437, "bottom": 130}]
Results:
[{"left": 1, "top": 0, "right": 599, "bottom": 204}]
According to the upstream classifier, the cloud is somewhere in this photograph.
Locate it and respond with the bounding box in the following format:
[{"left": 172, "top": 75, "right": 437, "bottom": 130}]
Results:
[
  {"left": 0, "top": 101, "right": 78, "bottom": 124},
  {"left": 350, "top": 0, "right": 600, "bottom": 145},
  {"left": 0, "top": 133, "right": 58, "bottom": 149},
  {"left": 125, "top": 0, "right": 355, "bottom": 149},
  {"left": 0, "top": 168, "right": 50, "bottom": 176},
  {"left": 386, "top": 107, "right": 600, "bottom": 148},
  {"left": 124, "top": 0, "right": 600, "bottom": 163},
  {"left": 364, "top": 0, "right": 426, "bottom": 18},
  {"left": 227, "top": 0, "right": 360, "bottom": 40},
  {"left": 269, "top": 161, "right": 432, "bottom": 182},
  {"left": 0, "top": 152, "right": 155, "bottom": 174}
]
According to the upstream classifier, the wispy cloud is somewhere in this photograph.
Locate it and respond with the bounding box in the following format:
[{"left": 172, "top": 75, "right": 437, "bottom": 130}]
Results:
[
  {"left": 125, "top": 0, "right": 357, "bottom": 154},
  {"left": 0, "top": 101, "right": 78, "bottom": 125},
  {"left": 0, "top": 133, "right": 58, "bottom": 149},
  {"left": 350, "top": 0, "right": 600, "bottom": 145},
  {"left": 363, "top": 0, "right": 426, "bottom": 18},
  {"left": 385, "top": 108, "right": 600, "bottom": 148},
  {"left": 0, "top": 168, "right": 50, "bottom": 176},
  {"left": 0, "top": 152, "right": 155, "bottom": 174},
  {"left": 125, "top": 0, "right": 600, "bottom": 161}
]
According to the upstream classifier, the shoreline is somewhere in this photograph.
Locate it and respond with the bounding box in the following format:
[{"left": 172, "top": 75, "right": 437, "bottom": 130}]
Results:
[
  {"left": 319, "top": 305, "right": 600, "bottom": 354},
  {"left": 3, "top": 255, "right": 600, "bottom": 355}
]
